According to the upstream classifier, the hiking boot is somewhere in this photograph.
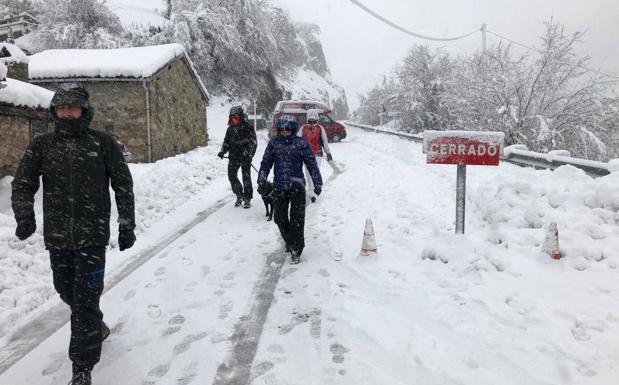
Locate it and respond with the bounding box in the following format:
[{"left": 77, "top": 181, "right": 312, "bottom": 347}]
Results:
[
  {"left": 243, "top": 199, "right": 251, "bottom": 209},
  {"left": 69, "top": 370, "right": 91, "bottom": 385},
  {"left": 101, "top": 321, "right": 110, "bottom": 342},
  {"left": 290, "top": 249, "right": 301, "bottom": 264},
  {"left": 234, "top": 197, "right": 242, "bottom": 207}
]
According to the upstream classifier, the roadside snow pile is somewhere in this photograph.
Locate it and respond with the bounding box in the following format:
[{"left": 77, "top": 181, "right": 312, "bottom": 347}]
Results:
[
  {"left": 29, "top": 44, "right": 186, "bottom": 80},
  {"left": 0, "top": 137, "right": 226, "bottom": 339},
  {"left": 471, "top": 165, "right": 619, "bottom": 271}
]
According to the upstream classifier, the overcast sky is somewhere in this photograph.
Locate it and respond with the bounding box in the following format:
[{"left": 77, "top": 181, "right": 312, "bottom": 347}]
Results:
[{"left": 272, "top": 0, "right": 619, "bottom": 110}]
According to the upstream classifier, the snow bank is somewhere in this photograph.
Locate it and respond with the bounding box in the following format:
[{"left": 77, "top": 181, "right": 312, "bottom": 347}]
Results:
[
  {"left": 471, "top": 164, "right": 619, "bottom": 269},
  {"left": 0, "top": 43, "right": 29, "bottom": 64},
  {"left": 0, "top": 78, "right": 54, "bottom": 109},
  {"left": 29, "top": 44, "right": 186, "bottom": 80}
]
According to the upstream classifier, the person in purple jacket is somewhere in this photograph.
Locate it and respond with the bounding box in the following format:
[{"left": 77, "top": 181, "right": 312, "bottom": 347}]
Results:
[{"left": 257, "top": 117, "right": 322, "bottom": 264}]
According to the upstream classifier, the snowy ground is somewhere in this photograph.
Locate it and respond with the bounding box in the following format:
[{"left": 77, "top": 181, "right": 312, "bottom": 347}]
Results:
[{"left": 1, "top": 104, "right": 619, "bottom": 384}]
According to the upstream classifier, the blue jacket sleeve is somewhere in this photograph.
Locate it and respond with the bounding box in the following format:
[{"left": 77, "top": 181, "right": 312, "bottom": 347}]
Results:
[
  {"left": 300, "top": 140, "right": 323, "bottom": 187},
  {"left": 258, "top": 140, "right": 275, "bottom": 185}
]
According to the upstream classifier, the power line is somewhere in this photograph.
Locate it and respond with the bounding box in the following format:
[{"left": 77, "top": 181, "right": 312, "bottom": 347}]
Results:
[
  {"left": 349, "top": 0, "right": 480, "bottom": 42},
  {"left": 487, "top": 29, "right": 619, "bottom": 80}
]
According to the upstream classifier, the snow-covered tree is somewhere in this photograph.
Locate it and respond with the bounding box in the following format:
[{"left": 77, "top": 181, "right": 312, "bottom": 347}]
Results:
[
  {"left": 32, "top": 0, "right": 125, "bottom": 49},
  {"left": 356, "top": 19, "right": 617, "bottom": 160}
]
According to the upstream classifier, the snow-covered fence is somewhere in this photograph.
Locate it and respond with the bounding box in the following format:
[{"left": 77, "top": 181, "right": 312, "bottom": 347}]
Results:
[
  {"left": 502, "top": 146, "right": 610, "bottom": 177},
  {"left": 343, "top": 121, "right": 423, "bottom": 142},
  {"left": 344, "top": 121, "right": 613, "bottom": 177}
]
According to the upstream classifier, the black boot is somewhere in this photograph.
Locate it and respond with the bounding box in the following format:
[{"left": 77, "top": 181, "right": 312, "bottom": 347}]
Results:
[
  {"left": 69, "top": 370, "right": 91, "bottom": 385},
  {"left": 234, "top": 197, "right": 242, "bottom": 207},
  {"left": 290, "top": 249, "right": 301, "bottom": 264},
  {"left": 243, "top": 199, "right": 251, "bottom": 209},
  {"left": 101, "top": 321, "right": 110, "bottom": 342}
]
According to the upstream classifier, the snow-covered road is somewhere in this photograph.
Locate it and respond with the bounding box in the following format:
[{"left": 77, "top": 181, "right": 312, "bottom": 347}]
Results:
[{"left": 1, "top": 104, "right": 619, "bottom": 384}]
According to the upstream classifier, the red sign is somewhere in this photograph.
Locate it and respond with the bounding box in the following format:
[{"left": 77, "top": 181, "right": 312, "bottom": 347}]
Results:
[{"left": 423, "top": 131, "right": 504, "bottom": 166}]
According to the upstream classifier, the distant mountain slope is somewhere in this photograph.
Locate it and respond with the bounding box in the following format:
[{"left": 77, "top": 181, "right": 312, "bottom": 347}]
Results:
[{"left": 106, "top": 0, "right": 167, "bottom": 27}]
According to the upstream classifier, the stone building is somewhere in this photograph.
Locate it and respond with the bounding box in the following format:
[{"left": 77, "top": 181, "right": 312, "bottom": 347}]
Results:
[
  {"left": 0, "top": 12, "right": 38, "bottom": 42},
  {"left": 0, "top": 62, "right": 53, "bottom": 177},
  {"left": 29, "top": 44, "right": 210, "bottom": 162},
  {"left": 0, "top": 42, "right": 28, "bottom": 81}
]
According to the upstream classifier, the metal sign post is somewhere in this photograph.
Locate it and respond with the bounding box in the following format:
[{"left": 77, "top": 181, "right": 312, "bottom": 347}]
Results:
[
  {"left": 423, "top": 130, "right": 504, "bottom": 234},
  {"left": 456, "top": 163, "right": 466, "bottom": 234}
]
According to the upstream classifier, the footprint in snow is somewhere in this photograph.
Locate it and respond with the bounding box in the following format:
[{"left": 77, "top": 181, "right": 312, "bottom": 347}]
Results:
[
  {"left": 218, "top": 299, "right": 234, "bottom": 319},
  {"left": 169, "top": 315, "right": 186, "bottom": 325},
  {"left": 201, "top": 266, "right": 211, "bottom": 277},
  {"left": 147, "top": 304, "right": 162, "bottom": 319},
  {"left": 177, "top": 361, "right": 199, "bottom": 385},
  {"left": 249, "top": 361, "right": 275, "bottom": 382},
  {"left": 42, "top": 353, "right": 65, "bottom": 376},
  {"left": 124, "top": 289, "right": 137, "bottom": 301},
  {"left": 318, "top": 268, "right": 330, "bottom": 277},
  {"left": 147, "top": 364, "right": 170, "bottom": 378},
  {"left": 173, "top": 332, "right": 208, "bottom": 354},
  {"left": 330, "top": 343, "right": 349, "bottom": 364}
]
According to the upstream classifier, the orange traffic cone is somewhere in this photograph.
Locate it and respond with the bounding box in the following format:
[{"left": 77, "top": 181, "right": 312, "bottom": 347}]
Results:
[
  {"left": 360, "top": 218, "right": 378, "bottom": 256},
  {"left": 542, "top": 222, "right": 561, "bottom": 260}
]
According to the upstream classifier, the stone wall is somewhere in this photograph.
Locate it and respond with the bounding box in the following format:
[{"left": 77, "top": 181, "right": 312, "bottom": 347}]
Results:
[
  {"left": 33, "top": 80, "right": 151, "bottom": 162},
  {"left": 6, "top": 62, "right": 27, "bottom": 82},
  {"left": 31, "top": 56, "right": 209, "bottom": 163},
  {"left": 149, "top": 56, "right": 208, "bottom": 160},
  {"left": 0, "top": 114, "right": 30, "bottom": 177}
]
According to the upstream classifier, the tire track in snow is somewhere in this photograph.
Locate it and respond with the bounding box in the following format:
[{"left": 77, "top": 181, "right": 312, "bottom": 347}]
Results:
[
  {"left": 0, "top": 194, "right": 235, "bottom": 375},
  {"left": 213, "top": 249, "right": 287, "bottom": 385}
]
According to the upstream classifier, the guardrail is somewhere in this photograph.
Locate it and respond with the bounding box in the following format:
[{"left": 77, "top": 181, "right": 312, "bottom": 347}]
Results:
[{"left": 343, "top": 121, "right": 613, "bottom": 177}]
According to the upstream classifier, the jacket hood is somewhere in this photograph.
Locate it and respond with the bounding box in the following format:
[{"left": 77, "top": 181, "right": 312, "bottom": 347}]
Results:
[
  {"left": 229, "top": 106, "right": 245, "bottom": 118},
  {"left": 50, "top": 83, "right": 94, "bottom": 134}
]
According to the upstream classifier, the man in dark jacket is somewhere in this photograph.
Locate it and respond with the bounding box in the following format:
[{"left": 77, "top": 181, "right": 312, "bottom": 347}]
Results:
[
  {"left": 257, "top": 118, "right": 322, "bottom": 264},
  {"left": 218, "top": 106, "right": 258, "bottom": 208},
  {"left": 11, "top": 83, "right": 135, "bottom": 385}
]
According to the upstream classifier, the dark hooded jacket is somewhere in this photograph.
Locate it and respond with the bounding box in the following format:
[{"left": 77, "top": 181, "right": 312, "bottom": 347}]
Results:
[
  {"left": 11, "top": 83, "right": 135, "bottom": 250},
  {"left": 258, "top": 120, "right": 322, "bottom": 191},
  {"left": 220, "top": 106, "right": 257, "bottom": 161}
]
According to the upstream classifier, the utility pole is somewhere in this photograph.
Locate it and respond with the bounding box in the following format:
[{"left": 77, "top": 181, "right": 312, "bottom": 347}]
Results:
[
  {"left": 481, "top": 23, "right": 487, "bottom": 54},
  {"left": 253, "top": 100, "right": 257, "bottom": 131}
]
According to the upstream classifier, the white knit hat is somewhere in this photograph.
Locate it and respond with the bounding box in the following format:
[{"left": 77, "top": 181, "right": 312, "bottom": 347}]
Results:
[{"left": 307, "top": 109, "right": 319, "bottom": 122}]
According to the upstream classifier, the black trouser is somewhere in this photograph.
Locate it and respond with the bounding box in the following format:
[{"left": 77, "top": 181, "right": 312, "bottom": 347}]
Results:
[
  {"left": 49, "top": 246, "right": 106, "bottom": 373},
  {"left": 228, "top": 159, "right": 253, "bottom": 200},
  {"left": 273, "top": 189, "right": 306, "bottom": 254}
]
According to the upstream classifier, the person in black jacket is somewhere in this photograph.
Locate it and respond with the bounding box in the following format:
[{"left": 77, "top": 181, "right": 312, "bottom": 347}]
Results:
[
  {"left": 257, "top": 118, "right": 322, "bottom": 264},
  {"left": 218, "top": 106, "right": 258, "bottom": 208},
  {"left": 11, "top": 83, "right": 135, "bottom": 385}
]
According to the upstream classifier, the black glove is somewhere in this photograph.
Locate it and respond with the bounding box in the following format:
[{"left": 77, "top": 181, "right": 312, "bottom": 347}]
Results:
[
  {"left": 15, "top": 220, "right": 36, "bottom": 241},
  {"left": 118, "top": 229, "right": 136, "bottom": 251},
  {"left": 314, "top": 186, "right": 322, "bottom": 196},
  {"left": 217, "top": 151, "right": 225, "bottom": 159},
  {"left": 326, "top": 153, "right": 333, "bottom": 162},
  {"left": 257, "top": 183, "right": 266, "bottom": 195}
]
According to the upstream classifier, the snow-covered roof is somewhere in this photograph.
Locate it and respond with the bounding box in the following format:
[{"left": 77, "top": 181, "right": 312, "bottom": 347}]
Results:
[
  {"left": 28, "top": 43, "right": 209, "bottom": 102},
  {"left": 0, "top": 78, "right": 54, "bottom": 109},
  {"left": 0, "top": 43, "right": 29, "bottom": 64},
  {"left": 29, "top": 44, "right": 187, "bottom": 80}
]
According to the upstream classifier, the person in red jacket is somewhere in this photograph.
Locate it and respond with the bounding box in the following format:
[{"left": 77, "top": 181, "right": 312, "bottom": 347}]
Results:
[{"left": 298, "top": 109, "right": 333, "bottom": 203}]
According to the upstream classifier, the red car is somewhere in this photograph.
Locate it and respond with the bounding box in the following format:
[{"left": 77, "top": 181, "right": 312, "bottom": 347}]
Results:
[{"left": 270, "top": 100, "right": 347, "bottom": 142}]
